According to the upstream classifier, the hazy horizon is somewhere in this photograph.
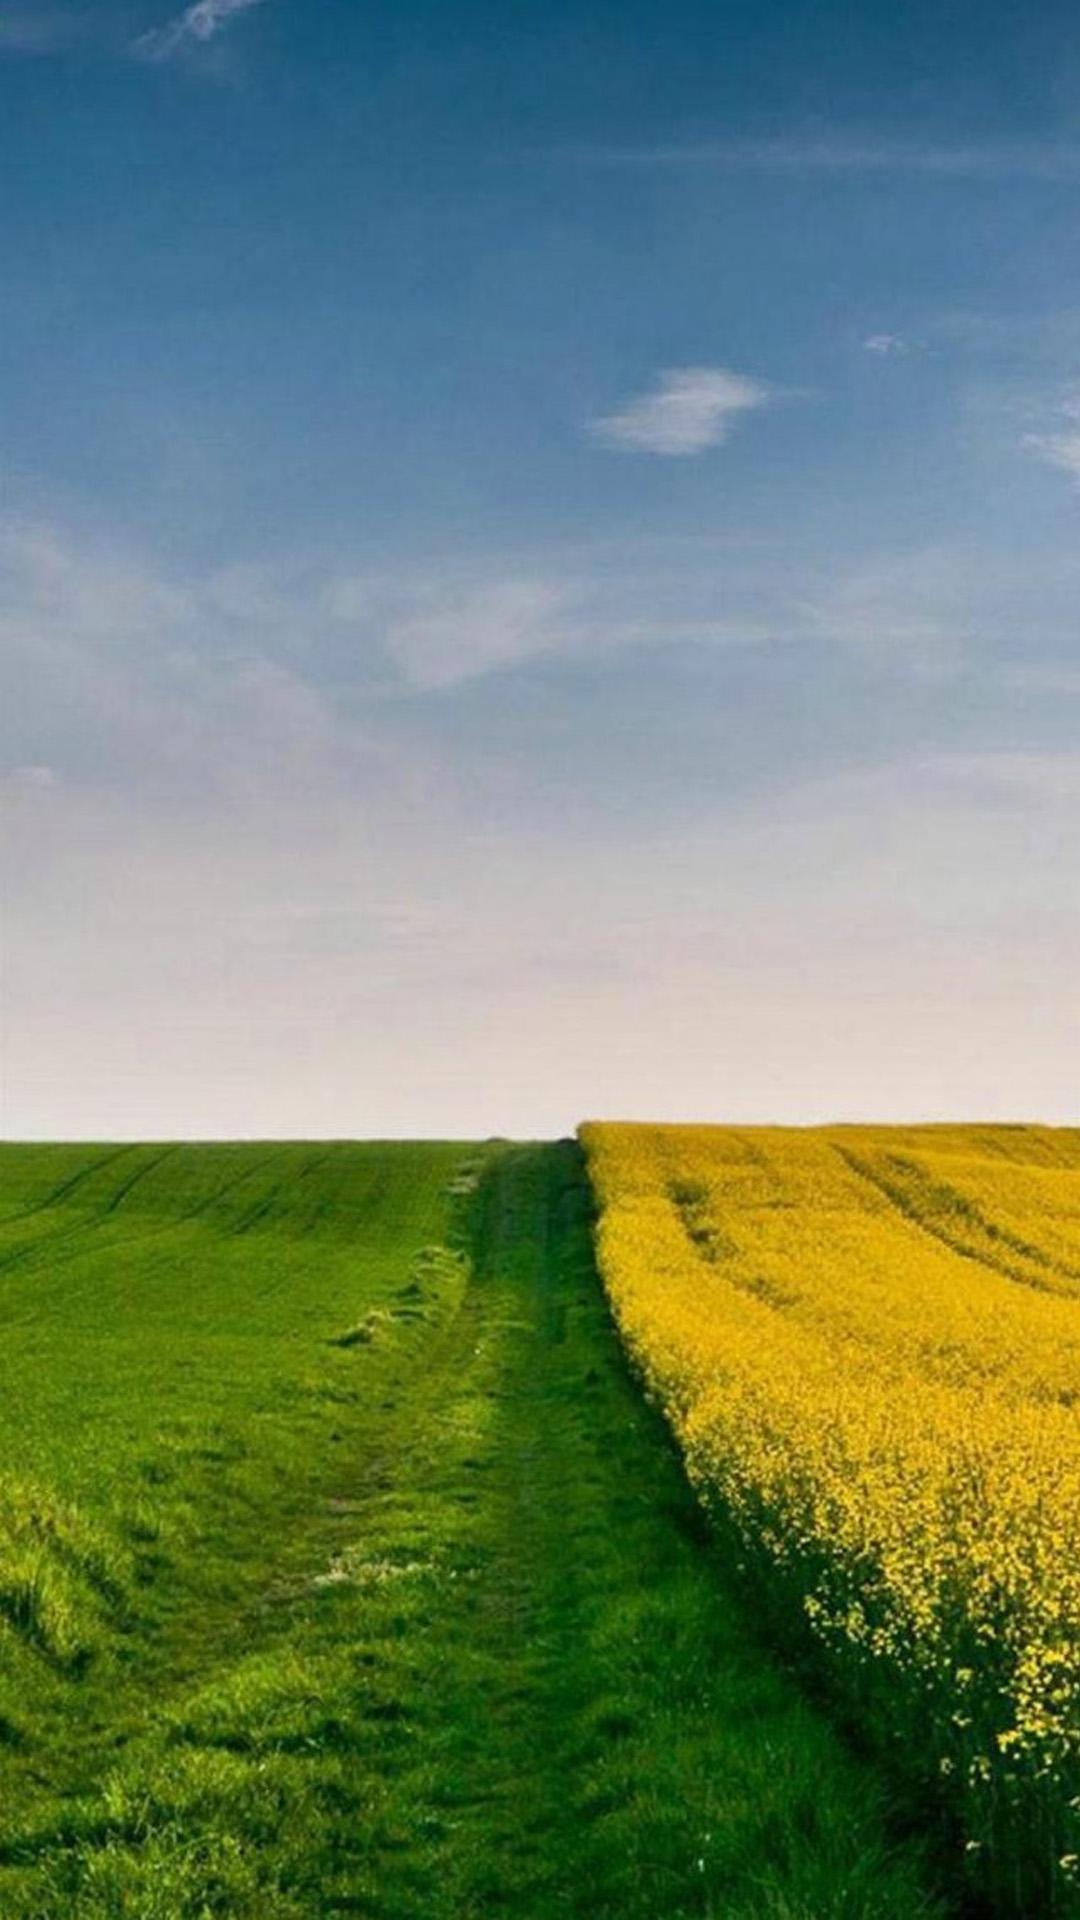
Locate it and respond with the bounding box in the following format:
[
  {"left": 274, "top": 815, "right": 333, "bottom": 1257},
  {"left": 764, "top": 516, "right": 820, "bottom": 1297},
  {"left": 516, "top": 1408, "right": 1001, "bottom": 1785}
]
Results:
[{"left": 2, "top": 0, "right": 1078, "bottom": 1139}]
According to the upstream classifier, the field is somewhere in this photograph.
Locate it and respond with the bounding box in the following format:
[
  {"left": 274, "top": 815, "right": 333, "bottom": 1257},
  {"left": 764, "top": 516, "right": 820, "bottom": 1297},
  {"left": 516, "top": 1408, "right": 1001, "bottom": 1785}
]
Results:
[
  {"left": 582, "top": 1121, "right": 1080, "bottom": 1918},
  {"left": 0, "top": 1139, "right": 944, "bottom": 1918}
]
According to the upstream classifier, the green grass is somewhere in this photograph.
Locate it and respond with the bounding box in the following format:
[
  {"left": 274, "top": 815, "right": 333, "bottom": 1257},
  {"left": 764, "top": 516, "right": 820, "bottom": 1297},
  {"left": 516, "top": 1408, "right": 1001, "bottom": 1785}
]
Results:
[{"left": 0, "top": 1139, "right": 946, "bottom": 1916}]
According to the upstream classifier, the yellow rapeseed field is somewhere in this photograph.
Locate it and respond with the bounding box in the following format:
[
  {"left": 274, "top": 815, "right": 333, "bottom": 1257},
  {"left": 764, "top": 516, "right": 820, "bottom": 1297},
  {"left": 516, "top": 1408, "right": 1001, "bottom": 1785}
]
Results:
[{"left": 581, "top": 1121, "right": 1080, "bottom": 1916}]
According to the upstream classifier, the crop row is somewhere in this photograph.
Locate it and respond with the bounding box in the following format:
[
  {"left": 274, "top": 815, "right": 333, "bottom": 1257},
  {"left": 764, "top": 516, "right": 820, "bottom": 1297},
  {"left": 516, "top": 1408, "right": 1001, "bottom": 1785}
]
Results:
[{"left": 581, "top": 1121, "right": 1080, "bottom": 1916}]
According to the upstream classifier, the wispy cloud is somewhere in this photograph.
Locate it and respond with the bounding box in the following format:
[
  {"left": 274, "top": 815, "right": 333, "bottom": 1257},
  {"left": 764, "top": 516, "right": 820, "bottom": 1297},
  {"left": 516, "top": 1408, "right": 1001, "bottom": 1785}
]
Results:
[
  {"left": 1025, "top": 389, "right": 1080, "bottom": 485},
  {"left": 1028, "top": 431, "right": 1080, "bottom": 483},
  {"left": 6, "top": 509, "right": 1080, "bottom": 1136},
  {"left": 322, "top": 573, "right": 573, "bottom": 692},
  {"left": 588, "top": 366, "right": 771, "bottom": 457},
  {"left": 581, "top": 136, "right": 1080, "bottom": 182},
  {"left": 374, "top": 579, "right": 569, "bottom": 692},
  {"left": 133, "top": 0, "right": 266, "bottom": 62},
  {"left": 0, "top": 519, "right": 190, "bottom": 638},
  {"left": 863, "top": 333, "right": 913, "bottom": 358}
]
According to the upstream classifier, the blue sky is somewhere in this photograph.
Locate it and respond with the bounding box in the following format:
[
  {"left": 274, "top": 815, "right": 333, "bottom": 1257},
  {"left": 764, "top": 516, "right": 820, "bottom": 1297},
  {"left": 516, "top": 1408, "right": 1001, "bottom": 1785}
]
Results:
[{"left": 2, "top": 0, "right": 1078, "bottom": 1135}]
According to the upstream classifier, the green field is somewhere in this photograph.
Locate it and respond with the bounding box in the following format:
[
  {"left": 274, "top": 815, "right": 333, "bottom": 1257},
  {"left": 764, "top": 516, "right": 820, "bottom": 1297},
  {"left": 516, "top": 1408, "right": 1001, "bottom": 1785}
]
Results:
[{"left": 0, "top": 1139, "right": 944, "bottom": 1917}]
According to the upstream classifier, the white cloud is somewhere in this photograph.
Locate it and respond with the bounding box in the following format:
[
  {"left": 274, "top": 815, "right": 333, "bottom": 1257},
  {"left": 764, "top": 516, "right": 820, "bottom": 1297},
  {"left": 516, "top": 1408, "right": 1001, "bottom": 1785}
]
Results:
[
  {"left": 319, "top": 569, "right": 572, "bottom": 690},
  {"left": 863, "top": 333, "right": 912, "bottom": 357},
  {"left": 4, "top": 516, "right": 1079, "bottom": 1137},
  {"left": 0, "top": 519, "right": 190, "bottom": 636},
  {"left": 1027, "top": 431, "right": 1080, "bottom": 482},
  {"left": 5, "top": 763, "right": 60, "bottom": 791},
  {"left": 807, "top": 546, "right": 977, "bottom": 675},
  {"left": 374, "top": 579, "right": 568, "bottom": 691},
  {"left": 1023, "top": 387, "right": 1080, "bottom": 486},
  {"left": 133, "top": 0, "right": 266, "bottom": 62},
  {"left": 0, "top": 519, "right": 367, "bottom": 807},
  {"left": 799, "top": 542, "right": 1080, "bottom": 682},
  {"left": 322, "top": 556, "right": 786, "bottom": 688},
  {"left": 589, "top": 366, "right": 771, "bottom": 457}
]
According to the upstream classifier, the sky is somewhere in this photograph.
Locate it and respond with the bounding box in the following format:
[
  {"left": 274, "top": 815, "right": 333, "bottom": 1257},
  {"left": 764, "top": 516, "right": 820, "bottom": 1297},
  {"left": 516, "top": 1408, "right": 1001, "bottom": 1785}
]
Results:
[{"left": 1, "top": 0, "right": 1078, "bottom": 1139}]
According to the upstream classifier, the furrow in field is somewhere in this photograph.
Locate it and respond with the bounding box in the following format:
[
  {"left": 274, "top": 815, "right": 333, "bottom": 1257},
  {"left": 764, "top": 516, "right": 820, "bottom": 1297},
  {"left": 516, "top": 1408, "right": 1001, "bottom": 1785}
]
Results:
[{"left": 835, "top": 1142, "right": 1080, "bottom": 1297}]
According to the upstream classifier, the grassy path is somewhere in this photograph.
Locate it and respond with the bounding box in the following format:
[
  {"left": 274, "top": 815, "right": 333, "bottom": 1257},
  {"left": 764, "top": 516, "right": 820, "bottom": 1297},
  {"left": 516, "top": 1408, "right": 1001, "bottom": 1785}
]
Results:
[
  {"left": 1, "top": 1142, "right": 944, "bottom": 1916},
  {"left": 338, "top": 1139, "right": 943, "bottom": 1919}
]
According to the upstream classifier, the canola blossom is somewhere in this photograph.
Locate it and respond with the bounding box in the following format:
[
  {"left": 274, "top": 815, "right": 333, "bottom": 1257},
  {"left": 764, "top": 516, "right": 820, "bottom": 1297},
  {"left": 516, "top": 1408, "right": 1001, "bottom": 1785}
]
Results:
[{"left": 581, "top": 1121, "right": 1080, "bottom": 1916}]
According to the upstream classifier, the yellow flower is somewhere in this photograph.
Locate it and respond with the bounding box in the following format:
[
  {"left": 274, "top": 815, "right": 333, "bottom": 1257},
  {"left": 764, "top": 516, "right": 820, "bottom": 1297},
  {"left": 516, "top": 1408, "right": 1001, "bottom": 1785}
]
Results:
[{"left": 581, "top": 1118, "right": 1080, "bottom": 1911}]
